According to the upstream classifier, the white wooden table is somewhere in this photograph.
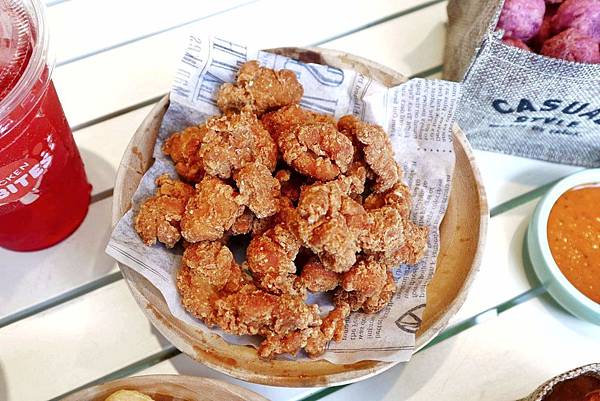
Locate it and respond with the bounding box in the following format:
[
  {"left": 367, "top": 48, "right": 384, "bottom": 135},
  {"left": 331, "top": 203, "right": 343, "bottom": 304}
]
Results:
[{"left": 1, "top": 1, "right": 599, "bottom": 400}]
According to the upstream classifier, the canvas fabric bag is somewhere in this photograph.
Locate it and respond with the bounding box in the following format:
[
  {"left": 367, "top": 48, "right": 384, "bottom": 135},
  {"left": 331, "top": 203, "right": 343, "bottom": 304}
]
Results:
[{"left": 445, "top": 0, "right": 600, "bottom": 167}]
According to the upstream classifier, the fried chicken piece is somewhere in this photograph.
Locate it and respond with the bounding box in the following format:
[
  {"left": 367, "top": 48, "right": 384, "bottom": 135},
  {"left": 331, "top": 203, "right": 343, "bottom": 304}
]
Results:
[
  {"left": 251, "top": 215, "right": 277, "bottom": 236},
  {"left": 341, "top": 256, "right": 388, "bottom": 297},
  {"left": 230, "top": 209, "right": 255, "bottom": 235},
  {"left": 380, "top": 220, "right": 429, "bottom": 268},
  {"left": 305, "top": 304, "right": 350, "bottom": 357},
  {"left": 162, "top": 126, "right": 207, "bottom": 182},
  {"left": 294, "top": 178, "right": 369, "bottom": 272},
  {"left": 213, "top": 284, "right": 279, "bottom": 335},
  {"left": 255, "top": 293, "right": 322, "bottom": 358},
  {"left": 361, "top": 206, "right": 405, "bottom": 253},
  {"left": 364, "top": 182, "right": 412, "bottom": 219},
  {"left": 295, "top": 177, "right": 355, "bottom": 223},
  {"left": 183, "top": 241, "right": 245, "bottom": 293},
  {"left": 180, "top": 176, "right": 245, "bottom": 242},
  {"left": 278, "top": 122, "right": 354, "bottom": 181},
  {"left": 344, "top": 160, "right": 368, "bottom": 196},
  {"left": 334, "top": 270, "right": 396, "bottom": 314},
  {"left": 134, "top": 174, "right": 194, "bottom": 248},
  {"left": 214, "top": 285, "right": 321, "bottom": 358},
  {"left": 199, "top": 111, "right": 277, "bottom": 179},
  {"left": 177, "top": 241, "right": 248, "bottom": 324},
  {"left": 362, "top": 271, "right": 396, "bottom": 314},
  {"left": 300, "top": 258, "right": 340, "bottom": 292},
  {"left": 234, "top": 162, "right": 281, "bottom": 218},
  {"left": 275, "top": 169, "right": 303, "bottom": 202},
  {"left": 261, "top": 104, "right": 336, "bottom": 141},
  {"left": 246, "top": 223, "right": 304, "bottom": 295},
  {"left": 248, "top": 195, "right": 299, "bottom": 236},
  {"left": 338, "top": 115, "right": 401, "bottom": 192},
  {"left": 333, "top": 289, "right": 366, "bottom": 313},
  {"left": 258, "top": 329, "right": 316, "bottom": 359},
  {"left": 217, "top": 60, "right": 304, "bottom": 116},
  {"left": 177, "top": 265, "right": 220, "bottom": 324}
]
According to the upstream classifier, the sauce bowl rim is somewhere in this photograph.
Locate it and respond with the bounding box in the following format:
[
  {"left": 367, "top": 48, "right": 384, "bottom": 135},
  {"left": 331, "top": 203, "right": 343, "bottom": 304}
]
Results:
[{"left": 528, "top": 168, "right": 600, "bottom": 324}]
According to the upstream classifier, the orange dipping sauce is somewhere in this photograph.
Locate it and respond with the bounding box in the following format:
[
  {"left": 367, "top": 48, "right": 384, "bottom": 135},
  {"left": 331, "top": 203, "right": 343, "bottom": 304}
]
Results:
[{"left": 547, "top": 184, "right": 600, "bottom": 304}]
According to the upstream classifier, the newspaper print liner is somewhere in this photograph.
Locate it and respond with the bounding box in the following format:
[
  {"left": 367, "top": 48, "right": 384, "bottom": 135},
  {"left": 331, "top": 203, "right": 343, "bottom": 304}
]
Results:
[
  {"left": 445, "top": 0, "right": 600, "bottom": 167},
  {"left": 106, "top": 36, "right": 461, "bottom": 364}
]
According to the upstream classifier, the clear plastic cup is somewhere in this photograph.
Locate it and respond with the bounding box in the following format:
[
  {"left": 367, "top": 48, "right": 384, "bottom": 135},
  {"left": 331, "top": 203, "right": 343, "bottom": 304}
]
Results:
[{"left": 0, "top": 0, "right": 92, "bottom": 251}]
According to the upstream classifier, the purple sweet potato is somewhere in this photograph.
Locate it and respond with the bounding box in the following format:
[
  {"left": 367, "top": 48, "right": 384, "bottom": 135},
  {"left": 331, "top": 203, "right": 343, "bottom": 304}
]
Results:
[
  {"left": 541, "top": 28, "right": 600, "bottom": 62},
  {"left": 503, "top": 37, "right": 533, "bottom": 50},
  {"left": 498, "top": 0, "right": 546, "bottom": 41},
  {"left": 530, "top": 6, "right": 559, "bottom": 50},
  {"left": 552, "top": 0, "right": 600, "bottom": 40}
]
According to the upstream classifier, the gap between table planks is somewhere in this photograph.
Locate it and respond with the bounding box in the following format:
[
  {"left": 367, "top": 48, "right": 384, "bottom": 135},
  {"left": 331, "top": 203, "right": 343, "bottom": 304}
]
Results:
[
  {"left": 0, "top": 0, "right": 588, "bottom": 396},
  {"left": 0, "top": 0, "right": 451, "bottom": 325}
]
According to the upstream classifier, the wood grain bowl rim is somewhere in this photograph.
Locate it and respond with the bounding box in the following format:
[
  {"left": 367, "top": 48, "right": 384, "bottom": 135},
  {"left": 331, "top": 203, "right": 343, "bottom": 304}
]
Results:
[
  {"left": 111, "top": 47, "right": 488, "bottom": 387},
  {"left": 59, "top": 374, "right": 269, "bottom": 401}
]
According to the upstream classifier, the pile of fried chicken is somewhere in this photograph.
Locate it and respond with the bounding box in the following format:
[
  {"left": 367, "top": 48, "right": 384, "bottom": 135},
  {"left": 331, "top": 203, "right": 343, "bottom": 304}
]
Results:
[{"left": 134, "top": 60, "right": 428, "bottom": 359}]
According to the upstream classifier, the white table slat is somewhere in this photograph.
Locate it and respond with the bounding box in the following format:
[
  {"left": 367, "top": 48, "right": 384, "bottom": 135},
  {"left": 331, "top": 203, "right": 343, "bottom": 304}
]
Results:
[
  {"left": 76, "top": 105, "right": 154, "bottom": 196},
  {"left": 139, "top": 354, "right": 320, "bottom": 401},
  {"left": 323, "top": 1, "right": 447, "bottom": 77},
  {"left": 0, "top": 280, "right": 166, "bottom": 401},
  {"left": 2, "top": 1, "right": 594, "bottom": 400},
  {"left": 473, "top": 149, "right": 582, "bottom": 210},
  {"left": 52, "top": 0, "right": 438, "bottom": 127},
  {"left": 0, "top": 196, "right": 545, "bottom": 400},
  {"left": 0, "top": 197, "right": 116, "bottom": 320},
  {"left": 47, "top": 0, "right": 251, "bottom": 65},
  {"left": 1, "top": 0, "right": 448, "bottom": 324},
  {"left": 319, "top": 297, "right": 600, "bottom": 401}
]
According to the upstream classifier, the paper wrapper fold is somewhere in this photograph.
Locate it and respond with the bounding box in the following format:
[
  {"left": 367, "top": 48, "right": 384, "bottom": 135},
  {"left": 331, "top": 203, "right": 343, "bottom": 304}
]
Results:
[{"left": 106, "top": 36, "right": 461, "bottom": 364}]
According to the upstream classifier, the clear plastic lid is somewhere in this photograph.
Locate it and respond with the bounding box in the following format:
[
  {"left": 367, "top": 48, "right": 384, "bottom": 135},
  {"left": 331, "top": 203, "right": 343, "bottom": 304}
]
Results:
[
  {"left": 0, "top": 1, "right": 31, "bottom": 100},
  {"left": 0, "top": 0, "right": 52, "bottom": 136}
]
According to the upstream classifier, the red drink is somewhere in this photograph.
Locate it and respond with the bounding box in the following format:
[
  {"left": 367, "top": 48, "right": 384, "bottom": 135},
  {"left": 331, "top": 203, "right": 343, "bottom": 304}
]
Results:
[{"left": 0, "top": 0, "right": 91, "bottom": 251}]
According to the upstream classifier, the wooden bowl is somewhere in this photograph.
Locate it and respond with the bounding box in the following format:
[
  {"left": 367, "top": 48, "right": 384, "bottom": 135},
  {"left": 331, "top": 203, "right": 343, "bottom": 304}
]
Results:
[
  {"left": 112, "top": 47, "right": 488, "bottom": 387},
  {"left": 60, "top": 375, "right": 268, "bottom": 401},
  {"left": 518, "top": 363, "right": 600, "bottom": 401}
]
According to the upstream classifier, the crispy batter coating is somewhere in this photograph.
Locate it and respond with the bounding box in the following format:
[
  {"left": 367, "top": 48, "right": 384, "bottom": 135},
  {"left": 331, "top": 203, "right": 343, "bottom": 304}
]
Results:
[
  {"left": 214, "top": 285, "right": 321, "bottom": 358},
  {"left": 180, "top": 176, "right": 245, "bottom": 242},
  {"left": 134, "top": 174, "right": 194, "bottom": 248},
  {"left": 305, "top": 304, "right": 350, "bottom": 357},
  {"left": 300, "top": 258, "right": 340, "bottom": 292},
  {"left": 246, "top": 223, "right": 304, "bottom": 296},
  {"left": 230, "top": 209, "right": 255, "bottom": 235},
  {"left": 258, "top": 329, "right": 315, "bottom": 359},
  {"left": 296, "top": 177, "right": 351, "bottom": 223},
  {"left": 162, "top": 126, "right": 207, "bottom": 182},
  {"left": 275, "top": 169, "right": 303, "bottom": 202},
  {"left": 344, "top": 160, "right": 368, "bottom": 196},
  {"left": 295, "top": 178, "right": 369, "bottom": 272},
  {"left": 261, "top": 104, "right": 336, "bottom": 141},
  {"left": 176, "top": 264, "right": 220, "bottom": 324},
  {"left": 338, "top": 115, "right": 401, "bottom": 192},
  {"left": 361, "top": 206, "right": 405, "bottom": 253},
  {"left": 182, "top": 241, "right": 245, "bottom": 293},
  {"left": 217, "top": 60, "right": 304, "bottom": 116},
  {"left": 199, "top": 111, "right": 277, "bottom": 179},
  {"left": 148, "top": 61, "right": 435, "bottom": 359},
  {"left": 234, "top": 162, "right": 281, "bottom": 218},
  {"left": 278, "top": 122, "right": 354, "bottom": 181},
  {"left": 341, "top": 257, "right": 388, "bottom": 298},
  {"left": 362, "top": 271, "right": 396, "bottom": 314},
  {"left": 384, "top": 220, "right": 429, "bottom": 267},
  {"left": 364, "top": 182, "right": 412, "bottom": 219},
  {"left": 334, "top": 270, "right": 396, "bottom": 314}
]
